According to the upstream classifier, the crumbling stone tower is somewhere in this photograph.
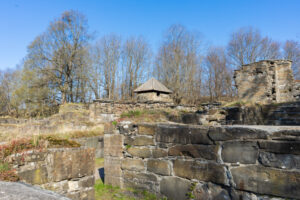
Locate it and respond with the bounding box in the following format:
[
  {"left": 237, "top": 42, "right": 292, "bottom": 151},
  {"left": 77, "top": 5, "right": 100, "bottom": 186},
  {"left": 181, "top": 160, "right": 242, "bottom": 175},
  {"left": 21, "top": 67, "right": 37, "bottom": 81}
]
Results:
[{"left": 234, "top": 60, "right": 294, "bottom": 104}]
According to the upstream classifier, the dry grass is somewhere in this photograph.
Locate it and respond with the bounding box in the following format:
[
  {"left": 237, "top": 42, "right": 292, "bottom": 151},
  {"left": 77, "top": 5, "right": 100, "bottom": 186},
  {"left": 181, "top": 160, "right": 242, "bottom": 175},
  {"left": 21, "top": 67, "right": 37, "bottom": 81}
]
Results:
[{"left": 118, "top": 109, "right": 183, "bottom": 123}]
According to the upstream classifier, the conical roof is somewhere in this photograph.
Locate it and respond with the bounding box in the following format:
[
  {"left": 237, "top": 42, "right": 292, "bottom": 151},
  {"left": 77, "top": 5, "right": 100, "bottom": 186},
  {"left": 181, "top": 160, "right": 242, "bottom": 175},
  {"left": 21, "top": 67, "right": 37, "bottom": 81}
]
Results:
[{"left": 134, "top": 78, "right": 172, "bottom": 93}]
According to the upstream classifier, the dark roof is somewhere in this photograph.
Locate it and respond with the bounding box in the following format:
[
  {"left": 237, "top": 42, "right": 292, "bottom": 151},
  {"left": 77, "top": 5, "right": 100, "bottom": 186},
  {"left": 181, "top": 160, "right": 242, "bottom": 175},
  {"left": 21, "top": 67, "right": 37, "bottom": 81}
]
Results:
[{"left": 134, "top": 78, "right": 172, "bottom": 93}]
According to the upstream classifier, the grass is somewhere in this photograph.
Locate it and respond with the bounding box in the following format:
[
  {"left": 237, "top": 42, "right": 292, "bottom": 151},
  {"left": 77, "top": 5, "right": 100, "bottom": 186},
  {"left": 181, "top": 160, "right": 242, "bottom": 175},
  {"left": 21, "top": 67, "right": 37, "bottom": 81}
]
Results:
[
  {"left": 119, "top": 109, "right": 177, "bottom": 123},
  {"left": 94, "top": 179, "right": 162, "bottom": 200}
]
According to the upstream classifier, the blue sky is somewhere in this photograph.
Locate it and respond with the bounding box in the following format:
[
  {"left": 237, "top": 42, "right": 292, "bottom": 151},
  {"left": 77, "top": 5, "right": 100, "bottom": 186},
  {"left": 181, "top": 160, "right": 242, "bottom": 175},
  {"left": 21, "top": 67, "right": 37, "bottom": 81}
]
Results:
[{"left": 0, "top": 0, "right": 300, "bottom": 70}]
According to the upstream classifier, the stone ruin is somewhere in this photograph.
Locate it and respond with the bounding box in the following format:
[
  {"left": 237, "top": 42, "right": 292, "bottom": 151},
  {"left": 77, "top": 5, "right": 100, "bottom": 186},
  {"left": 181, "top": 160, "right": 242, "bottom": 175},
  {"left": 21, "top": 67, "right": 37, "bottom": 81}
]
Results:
[{"left": 234, "top": 60, "right": 297, "bottom": 104}]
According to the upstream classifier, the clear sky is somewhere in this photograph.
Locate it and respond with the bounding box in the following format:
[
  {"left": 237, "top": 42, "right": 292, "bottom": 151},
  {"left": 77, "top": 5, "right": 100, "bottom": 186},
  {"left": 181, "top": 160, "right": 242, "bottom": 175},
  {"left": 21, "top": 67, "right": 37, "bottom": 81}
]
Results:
[{"left": 0, "top": 0, "right": 300, "bottom": 70}]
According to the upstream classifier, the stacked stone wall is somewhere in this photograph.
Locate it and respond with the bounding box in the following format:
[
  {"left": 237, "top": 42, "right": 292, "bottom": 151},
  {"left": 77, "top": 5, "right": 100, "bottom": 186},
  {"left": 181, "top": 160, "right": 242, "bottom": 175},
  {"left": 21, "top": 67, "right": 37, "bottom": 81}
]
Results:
[
  {"left": 234, "top": 60, "right": 294, "bottom": 104},
  {"left": 90, "top": 100, "right": 197, "bottom": 122},
  {"left": 104, "top": 123, "right": 300, "bottom": 200},
  {"left": 7, "top": 147, "right": 95, "bottom": 200}
]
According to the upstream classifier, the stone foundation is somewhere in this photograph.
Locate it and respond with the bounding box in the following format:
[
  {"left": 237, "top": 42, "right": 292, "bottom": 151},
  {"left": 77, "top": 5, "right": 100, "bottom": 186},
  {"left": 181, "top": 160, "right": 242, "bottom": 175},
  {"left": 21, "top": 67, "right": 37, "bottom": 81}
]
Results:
[
  {"left": 90, "top": 99, "right": 197, "bottom": 122},
  {"left": 104, "top": 123, "right": 300, "bottom": 200},
  {"left": 7, "top": 147, "right": 95, "bottom": 200}
]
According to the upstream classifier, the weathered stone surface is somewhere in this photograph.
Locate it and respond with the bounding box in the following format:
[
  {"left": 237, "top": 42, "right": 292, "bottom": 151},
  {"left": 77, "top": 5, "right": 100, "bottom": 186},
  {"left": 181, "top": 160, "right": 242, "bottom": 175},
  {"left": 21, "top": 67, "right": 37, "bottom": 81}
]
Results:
[
  {"left": 138, "top": 124, "right": 156, "bottom": 135},
  {"left": 6, "top": 150, "right": 47, "bottom": 165},
  {"left": 259, "top": 140, "right": 300, "bottom": 155},
  {"left": 104, "top": 122, "right": 114, "bottom": 134},
  {"left": 169, "top": 144, "right": 219, "bottom": 160},
  {"left": 222, "top": 141, "right": 258, "bottom": 164},
  {"left": 160, "top": 177, "right": 191, "bottom": 200},
  {"left": 234, "top": 60, "right": 294, "bottom": 104},
  {"left": 123, "top": 170, "right": 158, "bottom": 193},
  {"left": 104, "top": 176, "right": 123, "bottom": 187},
  {"left": 126, "top": 136, "right": 154, "bottom": 146},
  {"left": 104, "top": 157, "right": 122, "bottom": 177},
  {"left": 127, "top": 147, "right": 151, "bottom": 158},
  {"left": 121, "top": 158, "right": 145, "bottom": 172},
  {"left": 123, "top": 173, "right": 159, "bottom": 193},
  {"left": 173, "top": 160, "right": 228, "bottom": 185},
  {"left": 0, "top": 181, "right": 70, "bottom": 200},
  {"left": 209, "top": 126, "right": 268, "bottom": 141},
  {"left": 147, "top": 159, "right": 171, "bottom": 176},
  {"left": 156, "top": 124, "right": 212, "bottom": 144},
  {"left": 18, "top": 166, "right": 49, "bottom": 185},
  {"left": 48, "top": 148, "right": 95, "bottom": 182},
  {"left": 259, "top": 151, "right": 300, "bottom": 169},
  {"left": 231, "top": 165, "right": 300, "bottom": 199},
  {"left": 230, "top": 189, "right": 288, "bottom": 200},
  {"left": 123, "top": 170, "right": 158, "bottom": 182},
  {"left": 67, "top": 188, "right": 94, "bottom": 200},
  {"left": 78, "top": 176, "right": 95, "bottom": 188},
  {"left": 193, "top": 182, "right": 231, "bottom": 200},
  {"left": 152, "top": 148, "right": 168, "bottom": 158},
  {"left": 104, "top": 134, "right": 124, "bottom": 157},
  {"left": 73, "top": 136, "right": 104, "bottom": 158}
]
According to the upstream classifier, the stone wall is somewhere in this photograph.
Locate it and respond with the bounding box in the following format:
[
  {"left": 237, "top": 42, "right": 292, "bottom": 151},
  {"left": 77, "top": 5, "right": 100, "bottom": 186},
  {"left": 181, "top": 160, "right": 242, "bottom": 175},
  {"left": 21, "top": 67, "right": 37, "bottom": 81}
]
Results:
[
  {"left": 7, "top": 147, "right": 95, "bottom": 200},
  {"left": 104, "top": 123, "right": 300, "bottom": 200},
  {"left": 73, "top": 136, "right": 104, "bottom": 158},
  {"left": 234, "top": 60, "right": 294, "bottom": 104},
  {"left": 90, "top": 100, "right": 197, "bottom": 122},
  {"left": 136, "top": 92, "right": 172, "bottom": 103}
]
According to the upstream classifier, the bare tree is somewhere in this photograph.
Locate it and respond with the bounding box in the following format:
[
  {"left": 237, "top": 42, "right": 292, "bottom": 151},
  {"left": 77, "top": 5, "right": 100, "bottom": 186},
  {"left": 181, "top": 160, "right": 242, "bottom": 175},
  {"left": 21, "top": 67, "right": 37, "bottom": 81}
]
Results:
[
  {"left": 227, "top": 27, "right": 280, "bottom": 68},
  {"left": 283, "top": 40, "right": 300, "bottom": 78},
  {"left": 121, "top": 36, "right": 151, "bottom": 99},
  {"left": 99, "top": 34, "right": 121, "bottom": 99},
  {"left": 155, "top": 24, "right": 203, "bottom": 104},
  {"left": 205, "top": 47, "right": 233, "bottom": 101}
]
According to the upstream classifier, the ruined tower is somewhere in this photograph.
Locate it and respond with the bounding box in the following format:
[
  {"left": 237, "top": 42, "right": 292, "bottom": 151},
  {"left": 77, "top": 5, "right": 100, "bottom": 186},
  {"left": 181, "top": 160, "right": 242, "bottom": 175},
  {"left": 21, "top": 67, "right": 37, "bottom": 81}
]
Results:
[{"left": 234, "top": 60, "right": 294, "bottom": 104}]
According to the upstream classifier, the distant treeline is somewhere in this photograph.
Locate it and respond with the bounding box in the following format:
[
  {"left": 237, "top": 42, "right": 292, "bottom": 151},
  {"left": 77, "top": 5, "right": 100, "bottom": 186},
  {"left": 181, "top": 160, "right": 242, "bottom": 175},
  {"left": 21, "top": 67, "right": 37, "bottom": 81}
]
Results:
[{"left": 0, "top": 10, "right": 299, "bottom": 117}]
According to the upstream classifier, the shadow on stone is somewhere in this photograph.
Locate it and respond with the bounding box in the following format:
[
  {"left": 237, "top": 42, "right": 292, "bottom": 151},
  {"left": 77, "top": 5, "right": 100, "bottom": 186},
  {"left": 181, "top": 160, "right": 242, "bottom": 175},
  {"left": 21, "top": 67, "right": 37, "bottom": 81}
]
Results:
[{"left": 98, "top": 168, "right": 105, "bottom": 183}]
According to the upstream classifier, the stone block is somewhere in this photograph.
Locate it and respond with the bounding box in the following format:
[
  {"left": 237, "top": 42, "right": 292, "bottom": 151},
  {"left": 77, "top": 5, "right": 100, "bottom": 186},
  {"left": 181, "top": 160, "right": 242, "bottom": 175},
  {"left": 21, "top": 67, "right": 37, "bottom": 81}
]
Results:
[
  {"left": 152, "top": 148, "right": 168, "bottom": 158},
  {"left": 104, "top": 157, "right": 121, "bottom": 177},
  {"left": 105, "top": 175, "right": 123, "bottom": 187},
  {"left": 259, "top": 151, "right": 300, "bottom": 169},
  {"left": 193, "top": 182, "right": 231, "bottom": 200},
  {"left": 104, "top": 134, "right": 124, "bottom": 157},
  {"left": 231, "top": 165, "right": 300, "bottom": 199},
  {"left": 47, "top": 148, "right": 95, "bottom": 182},
  {"left": 147, "top": 159, "right": 171, "bottom": 176},
  {"left": 121, "top": 158, "right": 145, "bottom": 172},
  {"left": 126, "top": 136, "right": 154, "bottom": 146},
  {"left": 78, "top": 176, "right": 95, "bottom": 188},
  {"left": 259, "top": 141, "right": 300, "bottom": 155},
  {"left": 138, "top": 124, "right": 156, "bottom": 135},
  {"left": 156, "top": 124, "right": 212, "bottom": 145},
  {"left": 169, "top": 144, "right": 219, "bottom": 160},
  {"left": 160, "top": 176, "right": 191, "bottom": 200},
  {"left": 208, "top": 127, "right": 268, "bottom": 141},
  {"left": 123, "top": 170, "right": 158, "bottom": 182},
  {"left": 127, "top": 147, "right": 151, "bottom": 158},
  {"left": 222, "top": 141, "right": 258, "bottom": 164},
  {"left": 18, "top": 166, "right": 48, "bottom": 185},
  {"left": 173, "top": 160, "right": 228, "bottom": 185},
  {"left": 104, "top": 122, "right": 114, "bottom": 134},
  {"left": 67, "top": 188, "right": 95, "bottom": 200}
]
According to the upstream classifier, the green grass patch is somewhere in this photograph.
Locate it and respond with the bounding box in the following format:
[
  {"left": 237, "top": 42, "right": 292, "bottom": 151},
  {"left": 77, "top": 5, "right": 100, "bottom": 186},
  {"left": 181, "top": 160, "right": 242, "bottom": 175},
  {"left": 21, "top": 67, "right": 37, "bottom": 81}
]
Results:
[
  {"left": 94, "top": 179, "right": 163, "bottom": 200},
  {"left": 121, "top": 110, "right": 143, "bottom": 118}
]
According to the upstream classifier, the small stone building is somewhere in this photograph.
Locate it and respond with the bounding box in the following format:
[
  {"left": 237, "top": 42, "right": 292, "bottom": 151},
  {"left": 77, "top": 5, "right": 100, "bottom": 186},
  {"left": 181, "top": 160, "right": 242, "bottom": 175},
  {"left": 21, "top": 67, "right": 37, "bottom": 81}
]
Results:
[
  {"left": 134, "top": 78, "right": 173, "bottom": 102},
  {"left": 234, "top": 60, "right": 295, "bottom": 104}
]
